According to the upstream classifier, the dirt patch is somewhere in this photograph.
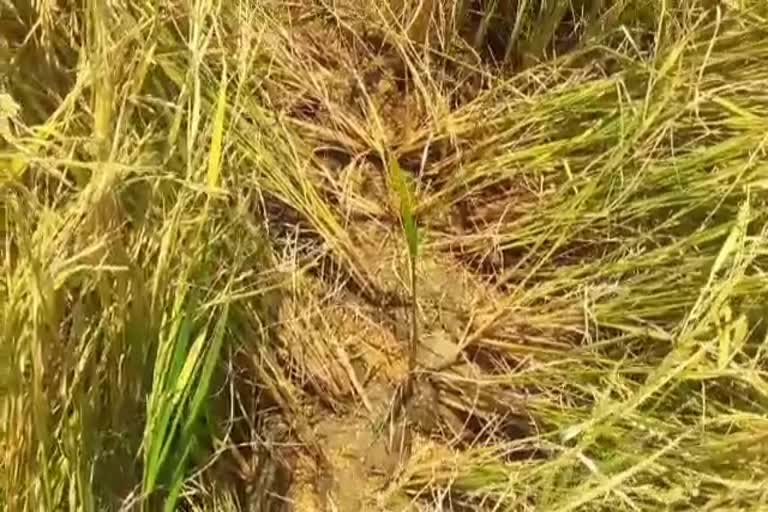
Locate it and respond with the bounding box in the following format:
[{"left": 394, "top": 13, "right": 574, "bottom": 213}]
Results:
[{"left": 284, "top": 381, "right": 413, "bottom": 511}]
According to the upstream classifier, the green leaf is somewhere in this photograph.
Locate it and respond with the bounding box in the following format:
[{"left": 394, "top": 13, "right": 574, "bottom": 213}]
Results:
[
  {"left": 388, "top": 157, "right": 419, "bottom": 259},
  {"left": 206, "top": 63, "right": 228, "bottom": 189}
]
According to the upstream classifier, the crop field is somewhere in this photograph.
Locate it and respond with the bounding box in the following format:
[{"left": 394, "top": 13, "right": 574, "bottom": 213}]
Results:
[{"left": 2, "top": 0, "right": 768, "bottom": 510}]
